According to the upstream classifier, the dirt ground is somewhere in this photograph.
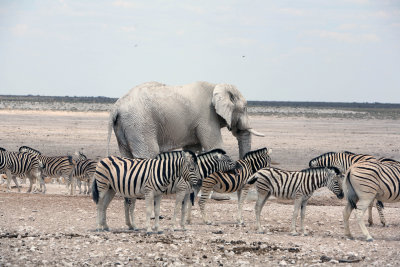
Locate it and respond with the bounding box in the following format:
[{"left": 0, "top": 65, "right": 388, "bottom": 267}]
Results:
[{"left": 1, "top": 109, "right": 400, "bottom": 266}]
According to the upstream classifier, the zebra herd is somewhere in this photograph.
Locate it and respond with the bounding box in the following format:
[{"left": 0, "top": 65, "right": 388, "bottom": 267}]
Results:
[
  {"left": 0, "top": 146, "right": 96, "bottom": 195},
  {"left": 1, "top": 145, "right": 400, "bottom": 241}
]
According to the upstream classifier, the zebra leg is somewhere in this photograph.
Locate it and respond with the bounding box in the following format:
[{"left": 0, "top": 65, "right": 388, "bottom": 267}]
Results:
[
  {"left": 12, "top": 175, "right": 21, "bottom": 193},
  {"left": 124, "top": 198, "right": 138, "bottom": 230},
  {"left": 145, "top": 191, "right": 155, "bottom": 233},
  {"left": 96, "top": 189, "right": 116, "bottom": 231},
  {"left": 6, "top": 171, "right": 12, "bottom": 192},
  {"left": 153, "top": 194, "right": 163, "bottom": 233},
  {"left": 255, "top": 191, "right": 271, "bottom": 234},
  {"left": 173, "top": 190, "right": 187, "bottom": 230},
  {"left": 39, "top": 175, "right": 46, "bottom": 194},
  {"left": 376, "top": 201, "right": 386, "bottom": 227},
  {"left": 199, "top": 181, "right": 216, "bottom": 225},
  {"left": 291, "top": 198, "right": 302, "bottom": 236},
  {"left": 343, "top": 202, "right": 354, "bottom": 239},
  {"left": 180, "top": 193, "right": 190, "bottom": 231},
  {"left": 186, "top": 186, "right": 200, "bottom": 224},
  {"left": 367, "top": 201, "right": 374, "bottom": 226},
  {"left": 238, "top": 185, "right": 251, "bottom": 225},
  {"left": 299, "top": 197, "right": 310, "bottom": 236},
  {"left": 354, "top": 198, "right": 375, "bottom": 242}
]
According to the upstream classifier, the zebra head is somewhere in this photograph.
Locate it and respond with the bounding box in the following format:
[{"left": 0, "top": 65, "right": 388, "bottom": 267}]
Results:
[
  {"left": 182, "top": 151, "right": 200, "bottom": 186},
  {"left": 325, "top": 167, "right": 344, "bottom": 199},
  {"left": 197, "top": 149, "right": 238, "bottom": 176}
]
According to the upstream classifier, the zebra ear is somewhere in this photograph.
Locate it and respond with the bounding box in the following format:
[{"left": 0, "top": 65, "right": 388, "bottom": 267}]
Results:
[{"left": 267, "top": 148, "right": 272, "bottom": 154}]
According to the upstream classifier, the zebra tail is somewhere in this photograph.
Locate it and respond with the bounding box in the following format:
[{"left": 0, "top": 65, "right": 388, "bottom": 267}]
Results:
[
  {"left": 345, "top": 171, "right": 358, "bottom": 209},
  {"left": 92, "top": 179, "right": 99, "bottom": 204},
  {"left": 247, "top": 174, "right": 258, "bottom": 185},
  {"left": 67, "top": 155, "right": 74, "bottom": 165},
  {"left": 107, "top": 108, "right": 118, "bottom": 156},
  {"left": 376, "top": 200, "right": 384, "bottom": 209}
]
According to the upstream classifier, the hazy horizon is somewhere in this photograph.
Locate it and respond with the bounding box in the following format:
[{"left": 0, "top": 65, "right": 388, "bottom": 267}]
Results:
[{"left": 1, "top": 1, "right": 399, "bottom": 103}]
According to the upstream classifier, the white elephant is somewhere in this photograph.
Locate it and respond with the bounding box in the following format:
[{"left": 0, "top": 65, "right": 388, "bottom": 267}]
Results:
[{"left": 107, "top": 81, "right": 264, "bottom": 159}]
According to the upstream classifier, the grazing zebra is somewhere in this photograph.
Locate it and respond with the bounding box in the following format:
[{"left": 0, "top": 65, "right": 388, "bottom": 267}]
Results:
[
  {"left": 19, "top": 146, "right": 76, "bottom": 194},
  {"left": 72, "top": 158, "right": 97, "bottom": 195},
  {"left": 309, "top": 151, "right": 389, "bottom": 226},
  {"left": 198, "top": 147, "right": 271, "bottom": 225},
  {"left": 124, "top": 149, "right": 238, "bottom": 230},
  {"left": 247, "top": 167, "right": 344, "bottom": 235},
  {"left": 343, "top": 160, "right": 400, "bottom": 241},
  {"left": 0, "top": 150, "right": 42, "bottom": 193},
  {"left": 92, "top": 151, "right": 199, "bottom": 233}
]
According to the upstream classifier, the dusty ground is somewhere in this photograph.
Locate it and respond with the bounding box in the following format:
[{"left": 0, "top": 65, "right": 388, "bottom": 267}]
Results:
[{"left": 1, "top": 109, "right": 400, "bottom": 266}]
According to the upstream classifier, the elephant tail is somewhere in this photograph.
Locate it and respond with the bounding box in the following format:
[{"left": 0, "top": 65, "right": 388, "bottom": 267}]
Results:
[{"left": 107, "top": 108, "right": 118, "bottom": 156}]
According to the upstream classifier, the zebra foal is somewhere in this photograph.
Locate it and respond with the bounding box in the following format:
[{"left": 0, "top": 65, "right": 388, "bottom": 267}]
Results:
[
  {"left": 247, "top": 167, "right": 343, "bottom": 235},
  {"left": 343, "top": 160, "right": 400, "bottom": 241},
  {"left": 198, "top": 147, "right": 271, "bottom": 225},
  {"left": 92, "top": 151, "right": 199, "bottom": 233},
  {"left": 0, "top": 150, "right": 42, "bottom": 193},
  {"left": 72, "top": 158, "right": 97, "bottom": 195},
  {"left": 19, "top": 146, "right": 75, "bottom": 194},
  {"left": 309, "top": 151, "right": 392, "bottom": 226}
]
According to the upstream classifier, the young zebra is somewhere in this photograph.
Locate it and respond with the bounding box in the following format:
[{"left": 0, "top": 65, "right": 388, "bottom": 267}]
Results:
[
  {"left": 247, "top": 167, "right": 344, "bottom": 235},
  {"left": 19, "top": 146, "right": 76, "bottom": 194},
  {"left": 0, "top": 150, "right": 42, "bottom": 193},
  {"left": 198, "top": 147, "right": 271, "bottom": 225},
  {"left": 343, "top": 160, "right": 400, "bottom": 241},
  {"left": 124, "top": 149, "right": 238, "bottom": 230},
  {"left": 92, "top": 151, "right": 199, "bottom": 233},
  {"left": 309, "top": 151, "right": 388, "bottom": 226}
]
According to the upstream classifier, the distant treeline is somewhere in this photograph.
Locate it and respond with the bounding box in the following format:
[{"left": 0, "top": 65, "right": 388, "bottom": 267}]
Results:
[{"left": 1, "top": 95, "right": 400, "bottom": 109}]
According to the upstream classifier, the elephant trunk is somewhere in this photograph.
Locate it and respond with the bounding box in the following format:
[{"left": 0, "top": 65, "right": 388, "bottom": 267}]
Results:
[{"left": 237, "top": 130, "right": 251, "bottom": 159}]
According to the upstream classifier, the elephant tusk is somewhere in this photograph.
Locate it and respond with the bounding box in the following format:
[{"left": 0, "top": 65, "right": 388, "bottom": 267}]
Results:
[{"left": 248, "top": 128, "right": 265, "bottom": 137}]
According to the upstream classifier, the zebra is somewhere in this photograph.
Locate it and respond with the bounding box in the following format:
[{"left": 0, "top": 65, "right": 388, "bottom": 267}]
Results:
[
  {"left": 124, "top": 149, "right": 238, "bottom": 230},
  {"left": 198, "top": 147, "right": 272, "bottom": 225},
  {"left": 92, "top": 150, "right": 199, "bottom": 233},
  {"left": 309, "top": 151, "right": 389, "bottom": 226},
  {"left": 247, "top": 166, "right": 344, "bottom": 235},
  {"left": 343, "top": 160, "right": 400, "bottom": 241},
  {"left": 19, "top": 146, "right": 76, "bottom": 194},
  {"left": 0, "top": 149, "right": 42, "bottom": 193},
  {"left": 72, "top": 157, "right": 98, "bottom": 195}
]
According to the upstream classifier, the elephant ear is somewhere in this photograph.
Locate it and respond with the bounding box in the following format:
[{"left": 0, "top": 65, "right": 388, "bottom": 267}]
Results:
[{"left": 212, "top": 84, "right": 236, "bottom": 128}]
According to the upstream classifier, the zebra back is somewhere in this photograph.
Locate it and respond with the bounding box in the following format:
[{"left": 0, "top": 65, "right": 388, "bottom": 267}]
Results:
[{"left": 309, "top": 151, "right": 375, "bottom": 174}]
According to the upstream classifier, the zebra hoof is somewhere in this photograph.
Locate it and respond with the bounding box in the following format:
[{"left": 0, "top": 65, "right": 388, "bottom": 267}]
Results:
[
  {"left": 366, "top": 238, "right": 374, "bottom": 242},
  {"left": 257, "top": 231, "right": 265, "bottom": 234},
  {"left": 290, "top": 232, "right": 299, "bottom": 236},
  {"left": 345, "top": 235, "right": 354, "bottom": 240}
]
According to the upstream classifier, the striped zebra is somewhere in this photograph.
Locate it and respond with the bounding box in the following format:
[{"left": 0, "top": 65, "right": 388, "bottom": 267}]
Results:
[
  {"left": 0, "top": 147, "right": 7, "bottom": 184},
  {"left": 92, "top": 150, "right": 199, "bottom": 233},
  {"left": 0, "top": 149, "right": 42, "bottom": 193},
  {"left": 343, "top": 160, "right": 400, "bottom": 241},
  {"left": 72, "top": 157, "right": 98, "bottom": 195},
  {"left": 19, "top": 146, "right": 76, "bottom": 194},
  {"left": 247, "top": 167, "right": 344, "bottom": 235},
  {"left": 125, "top": 149, "right": 237, "bottom": 230},
  {"left": 198, "top": 147, "right": 271, "bottom": 225},
  {"left": 309, "top": 151, "right": 388, "bottom": 226}
]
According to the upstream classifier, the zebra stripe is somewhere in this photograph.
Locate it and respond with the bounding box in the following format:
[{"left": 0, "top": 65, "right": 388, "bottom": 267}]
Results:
[
  {"left": 199, "top": 147, "right": 271, "bottom": 225},
  {"left": 343, "top": 160, "right": 400, "bottom": 241},
  {"left": 0, "top": 150, "right": 42, "bottom": 193},
  {"left": 92, "top": 151, "right": 198, "bottom": 233},
  {"left": 309, "top": 151, "right": 391, "bottom": 226},
  {"left": 249, "top": 166, "right": 343, "bottom": 234}
]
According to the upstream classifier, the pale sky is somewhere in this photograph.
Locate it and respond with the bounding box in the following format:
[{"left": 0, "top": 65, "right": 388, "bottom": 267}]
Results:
[{"left": 1, "top": 0, "right": 399, "bottom": 103}]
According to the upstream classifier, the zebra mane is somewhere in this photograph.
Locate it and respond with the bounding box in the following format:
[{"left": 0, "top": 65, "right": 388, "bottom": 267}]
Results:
[
  {"left": 197, "top": 149, "right": 226, "bottom": 158},
  {"left": 0, "top": 147, "right": 6, "bottom": 151},
  {"left": 342, "top": 151, "right": 356, "bottom": 155},
  {"left": 19, "top": 146, "right": 41, "bottom": 155},
  {"left": 379, "top": 157, "right": 400, "bottom": 164},
  {"left": 309, "top": 152, "right": 337, "bottom": 163},
  {"left": 243, "top": 147, "right": 268, "bottom": 159},
  {"left": 155, "top": 150, "right": 197, "bottom": 163}
]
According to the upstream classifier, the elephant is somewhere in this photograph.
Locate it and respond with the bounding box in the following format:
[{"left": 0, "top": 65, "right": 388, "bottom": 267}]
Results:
[{"left": 107, "top": 81, "right": 264, "bottom": 159}]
